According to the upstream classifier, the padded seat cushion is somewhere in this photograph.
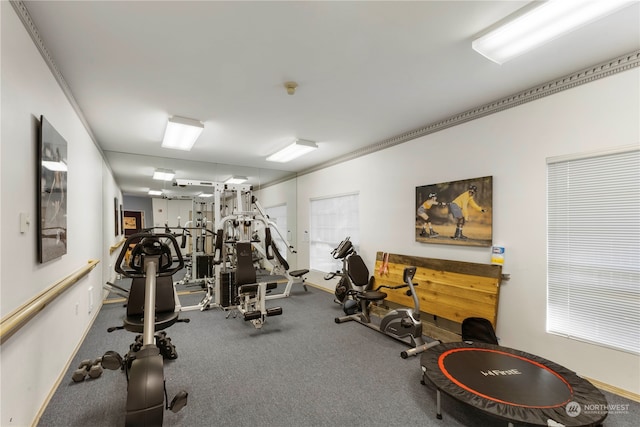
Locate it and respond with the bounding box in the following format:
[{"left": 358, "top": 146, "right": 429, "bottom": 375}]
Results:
[
  {"left": 289, "top": 269, "right": 309, "bottom": 278},
  {"left": 238, "top": 282, "right": 278, "bottom": 295},
  {"left": 124, "top": 311, "right": 179, "bottom": 333},
  {"left": 360, "top": 291, "right": 387, "bottom": 301}
]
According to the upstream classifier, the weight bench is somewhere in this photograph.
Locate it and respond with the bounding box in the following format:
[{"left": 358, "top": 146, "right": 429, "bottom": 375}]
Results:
[{"left": 263, "top": 230, "right": 310, "bottom": 299}]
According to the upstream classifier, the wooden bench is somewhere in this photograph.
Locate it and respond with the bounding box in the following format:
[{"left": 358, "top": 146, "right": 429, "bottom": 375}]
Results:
[{"left": 372, "top": 252, "right": 502, "bottom": 335}]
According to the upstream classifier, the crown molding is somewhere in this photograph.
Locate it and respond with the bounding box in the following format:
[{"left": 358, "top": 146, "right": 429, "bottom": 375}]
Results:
[
  {"left": 297, "top": 50, "right": 640, "bottom": 178},
  {"left": 10, "top": 1, "right": 109, "bottom": 168}
]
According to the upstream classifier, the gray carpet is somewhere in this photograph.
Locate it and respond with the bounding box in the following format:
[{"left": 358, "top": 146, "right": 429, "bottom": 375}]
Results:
[{"left": 38, "top": 282, "right": 639, "bottom": 427}]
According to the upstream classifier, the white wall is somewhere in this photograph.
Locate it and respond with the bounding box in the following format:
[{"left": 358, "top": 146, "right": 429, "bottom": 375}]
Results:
[
  {"left": 293, "top": 69, "right": 640, "bottom": 394},
  {"left": 152, "top": 198, "right": 192, "bottom": 229},
  {"left": 0, "top": 3, "right": 121, "bottom": 425}
]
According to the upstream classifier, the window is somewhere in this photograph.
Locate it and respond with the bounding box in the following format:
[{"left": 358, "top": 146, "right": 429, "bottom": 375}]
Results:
[
  {"left": 265, "top": 204, "right": 288, "bottom": 261},
  {"left": 547, "top": 147, "right": 639, "bottom": 354},
  {"left": 309, "top": 193, "right": 359, "bottom": 272}
]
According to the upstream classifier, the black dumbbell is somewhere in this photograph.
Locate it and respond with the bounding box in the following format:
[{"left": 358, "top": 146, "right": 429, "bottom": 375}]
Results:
[
  {"left": 129, "top": 335, "right": 143, "bottom": 353},
  {"left": 157, "top": 336, "right": 178, "bottom": 359}
]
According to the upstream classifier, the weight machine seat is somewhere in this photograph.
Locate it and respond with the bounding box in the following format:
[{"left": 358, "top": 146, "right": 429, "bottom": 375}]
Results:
[
  {"left": 289, "top": 269, "right": 309, "bottom": 278},
  {"left": 235, "top": 242, "right": 276, "bottom": 296},
  {"left": 238, "top": 282, "right": 278, "bottom": 295}
]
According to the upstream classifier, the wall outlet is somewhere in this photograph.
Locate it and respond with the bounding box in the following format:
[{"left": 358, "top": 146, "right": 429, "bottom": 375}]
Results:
[
  {"left": 75, "top": 303, "right": 79, "bottom": 316},
  {"left": 88, "top": 287, "right": 93, "bottom": 314}
]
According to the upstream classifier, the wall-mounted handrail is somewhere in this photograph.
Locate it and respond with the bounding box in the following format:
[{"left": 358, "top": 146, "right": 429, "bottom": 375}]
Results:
[
  {"left": 0, "top": 259, "right": 100, "bottom": 344},
  {"left": 109, "top": 238, "right": 126, "bottom": 254}
]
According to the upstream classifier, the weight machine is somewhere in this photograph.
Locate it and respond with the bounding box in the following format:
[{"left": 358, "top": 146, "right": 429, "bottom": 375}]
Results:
[
  {"left": 163, "top": 182, "right": 307, "bottom": 323},
  {"left": 215, "top": 185, "right": 308, "bottom": 327},
  {"left": 172, "top": 187, "right": 221, "bottom": 288}
]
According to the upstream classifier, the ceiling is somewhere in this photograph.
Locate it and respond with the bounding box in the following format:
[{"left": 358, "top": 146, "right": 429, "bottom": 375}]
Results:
[{"left": 20, "top": 1, "right": 640, "bottom": 199}]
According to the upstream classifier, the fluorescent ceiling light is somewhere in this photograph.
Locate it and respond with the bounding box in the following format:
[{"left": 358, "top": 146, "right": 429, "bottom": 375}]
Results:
[
  {"left": 42, "top": 160, "right": 67, "bottom": 172},
  {"left": 266, "top": 139, "right": 318, "bottom": 163},
  {"left": 148, "top": 190, "right": 163, "bottom": 196},
  {"left": 225, "top": 176, "right": 247, "bottom": 184},
  {"left": 472, "top": 0, "right": 634, "bottom": 64},
  {"left": 153, "top": 168, "right": 175, "bottom": 181},
  {"left": 161, "top": 116, "right": 204, "bottom": 151},
  {"left": 199, "top": 193, "right": 214, "bottom": 198}
]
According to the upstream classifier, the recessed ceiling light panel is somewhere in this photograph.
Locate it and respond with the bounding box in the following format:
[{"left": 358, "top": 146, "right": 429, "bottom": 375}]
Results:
[
  {"left": 472, "top": 0, "right": 635, "bottom": 64},
  {"left": 266, "top": 139, "right": 318, "bottom": 163},
  {"left": 153, "top": 168, "right": 175, "bottom": 181},
  {"left": 162, "top": 116, "right": 204, "bottom": 151},
  {"left": 224, "top": 176, "right": 248, "bottom": 184}
]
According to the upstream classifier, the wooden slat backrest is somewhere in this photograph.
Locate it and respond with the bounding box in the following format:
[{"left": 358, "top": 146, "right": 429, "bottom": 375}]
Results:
[{"left": 372, "top": 252, "right": 502, "bottom": 327}]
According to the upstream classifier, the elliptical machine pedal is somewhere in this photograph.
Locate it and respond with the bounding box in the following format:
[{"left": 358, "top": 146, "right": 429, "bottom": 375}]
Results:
[{"left": 102, "top": 230, "right": 191, "bottom": 426}]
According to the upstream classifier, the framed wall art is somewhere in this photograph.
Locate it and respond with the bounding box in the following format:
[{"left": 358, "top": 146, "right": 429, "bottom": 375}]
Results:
[
  {"left": 120, "top": 204, "right": 124, "bottom": 235},
  {"left": 114, "top": 197, "right": 119, "bottom": 236},
  {"left": 124, "top": 210, "right": 144, "bottom": 237},
  {"left": 415, "top": 176, "right": 493, "bottom": 247},
  {"left": 37, "top": 116, "right": 68, "bottom": 263}
]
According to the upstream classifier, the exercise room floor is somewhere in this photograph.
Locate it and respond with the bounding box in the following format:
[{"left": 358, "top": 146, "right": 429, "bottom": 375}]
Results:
[{"left": 38, "top": 280, "right": 640, "bottom": 427}]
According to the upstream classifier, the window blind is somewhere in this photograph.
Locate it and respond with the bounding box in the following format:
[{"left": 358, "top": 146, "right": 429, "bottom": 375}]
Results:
[
  {"left": 547, "top": 147, "right": 639, "bottom": 354},
  {"left": 309, "top": 193, "right": 359, "bottom": 273}
]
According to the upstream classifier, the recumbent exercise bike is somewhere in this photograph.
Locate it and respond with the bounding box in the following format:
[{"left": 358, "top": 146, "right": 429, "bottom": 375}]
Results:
[
  {"left": 334, "top": 257, "right": 440, "bottom": 358},
  {"left": 102, "top": 230, "right": 190, "bottom": 426}
]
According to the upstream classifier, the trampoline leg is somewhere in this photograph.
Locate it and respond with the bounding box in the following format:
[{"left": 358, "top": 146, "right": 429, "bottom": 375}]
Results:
[{"left": 436, "top": 390, "right": 442, "bottom": 420}]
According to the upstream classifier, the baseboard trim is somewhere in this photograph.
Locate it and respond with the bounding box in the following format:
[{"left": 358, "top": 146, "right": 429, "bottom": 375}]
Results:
[
  {"left": 31, "top": 300, "right": 104, "bottom": 427},
  {"left": 584, "top": 377, "right": 640, "bottom": 403}
]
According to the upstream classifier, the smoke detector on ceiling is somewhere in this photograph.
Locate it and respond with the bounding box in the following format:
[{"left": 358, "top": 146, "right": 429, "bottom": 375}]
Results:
[{"left": 284, "top": 81, "right": 298, "bottom": 95}]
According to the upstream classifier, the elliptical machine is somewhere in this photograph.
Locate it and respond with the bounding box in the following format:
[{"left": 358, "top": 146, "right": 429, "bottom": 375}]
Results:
[
  {"left": 103, "top": 230, "right": 189, "bottom": 426},
  {"left": 334, "top": 263, "right": 440, "bottom": 358}
]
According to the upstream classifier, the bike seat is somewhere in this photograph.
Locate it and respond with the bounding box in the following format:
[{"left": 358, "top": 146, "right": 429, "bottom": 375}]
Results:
[
  {"left": 124, "top": 311, "right": 179, "bottom": 333},
  {"left": 359, "top": 290, "right": 387, "bottom": 301}
]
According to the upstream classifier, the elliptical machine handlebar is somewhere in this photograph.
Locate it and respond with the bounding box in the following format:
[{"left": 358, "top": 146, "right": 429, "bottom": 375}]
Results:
[{"left": 115, "top": 229, "right": 185, "bottom": 279}]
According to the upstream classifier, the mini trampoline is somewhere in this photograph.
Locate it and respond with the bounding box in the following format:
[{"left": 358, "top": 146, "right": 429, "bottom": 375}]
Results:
[{"left": 421, "top": 342, "right": 608, "bottom": 427}]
